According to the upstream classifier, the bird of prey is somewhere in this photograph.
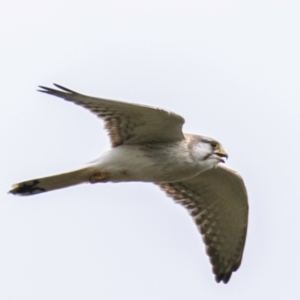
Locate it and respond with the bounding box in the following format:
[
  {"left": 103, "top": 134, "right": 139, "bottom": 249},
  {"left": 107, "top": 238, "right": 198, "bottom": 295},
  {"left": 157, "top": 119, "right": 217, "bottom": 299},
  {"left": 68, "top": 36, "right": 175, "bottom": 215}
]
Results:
[{"left": 9, "top": 84, "right": 248, "bottom": 283}]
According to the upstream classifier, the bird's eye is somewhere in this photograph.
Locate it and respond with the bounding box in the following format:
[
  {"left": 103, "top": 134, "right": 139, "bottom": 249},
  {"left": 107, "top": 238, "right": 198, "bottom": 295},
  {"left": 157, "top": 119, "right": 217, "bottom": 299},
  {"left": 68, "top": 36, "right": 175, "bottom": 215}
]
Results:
[{"left": 211, "top": 142, "right": 218, "bottom": 149}]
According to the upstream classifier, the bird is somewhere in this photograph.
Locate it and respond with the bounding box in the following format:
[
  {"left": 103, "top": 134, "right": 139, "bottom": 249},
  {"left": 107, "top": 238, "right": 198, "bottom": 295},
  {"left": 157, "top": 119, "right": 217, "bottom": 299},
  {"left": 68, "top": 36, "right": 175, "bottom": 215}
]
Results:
[{"left": 9, "top": 84, "right": 248, "bottom": 283}]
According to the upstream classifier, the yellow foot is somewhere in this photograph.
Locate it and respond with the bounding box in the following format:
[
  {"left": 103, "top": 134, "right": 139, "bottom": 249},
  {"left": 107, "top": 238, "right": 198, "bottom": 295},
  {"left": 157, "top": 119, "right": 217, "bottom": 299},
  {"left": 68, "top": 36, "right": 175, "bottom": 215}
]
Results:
[{"left": 89, "top": 172, "right": 110, "bottom": 183}]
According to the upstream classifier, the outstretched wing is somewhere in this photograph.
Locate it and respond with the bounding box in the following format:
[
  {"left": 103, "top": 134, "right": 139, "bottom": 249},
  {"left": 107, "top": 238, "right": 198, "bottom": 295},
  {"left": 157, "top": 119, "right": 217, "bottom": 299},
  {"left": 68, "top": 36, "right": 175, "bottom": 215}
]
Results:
[
  {"left": 158, "top": 165, "right": 248, "bottom": 283},
  {"left": 38, "top": 84, "right": 185, "bottom": 147}
]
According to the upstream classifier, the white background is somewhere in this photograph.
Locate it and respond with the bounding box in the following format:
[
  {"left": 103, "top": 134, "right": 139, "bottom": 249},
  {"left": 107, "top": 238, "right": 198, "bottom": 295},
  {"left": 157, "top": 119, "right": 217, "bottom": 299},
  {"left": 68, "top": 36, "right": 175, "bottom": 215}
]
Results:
[{"left": 1, "top": 1, "right": 300, "bottom": 299}]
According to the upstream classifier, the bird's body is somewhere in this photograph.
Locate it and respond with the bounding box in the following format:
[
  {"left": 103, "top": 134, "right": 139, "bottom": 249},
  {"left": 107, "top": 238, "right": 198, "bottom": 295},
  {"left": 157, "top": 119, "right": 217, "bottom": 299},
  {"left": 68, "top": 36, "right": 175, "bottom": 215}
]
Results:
[
  {"left": 9, "top": 84, "right": 248, "bottom": 283},
  {"left": 91, "top": 136, "right": 219, "bottom": 183},
  {"left": 91, "top": 142, "right": 198, "bottom": 183}
]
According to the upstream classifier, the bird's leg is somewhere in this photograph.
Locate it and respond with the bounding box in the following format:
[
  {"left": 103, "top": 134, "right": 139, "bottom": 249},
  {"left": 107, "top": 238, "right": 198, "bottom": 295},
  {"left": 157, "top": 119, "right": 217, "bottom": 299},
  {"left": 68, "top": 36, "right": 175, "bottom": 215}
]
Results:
[{"left": 89, "top": 172, "right": 110, "bottom": 183}]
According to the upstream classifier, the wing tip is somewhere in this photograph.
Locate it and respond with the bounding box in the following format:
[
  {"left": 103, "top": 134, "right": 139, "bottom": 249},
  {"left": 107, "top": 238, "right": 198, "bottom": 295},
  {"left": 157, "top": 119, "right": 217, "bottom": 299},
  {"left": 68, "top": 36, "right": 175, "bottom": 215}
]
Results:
[
  {"left": 37, "top": 83, "right": 77, "bottom": 95},
  {"left": 215, "top": 272, "right": 232, "bottom": 284}
]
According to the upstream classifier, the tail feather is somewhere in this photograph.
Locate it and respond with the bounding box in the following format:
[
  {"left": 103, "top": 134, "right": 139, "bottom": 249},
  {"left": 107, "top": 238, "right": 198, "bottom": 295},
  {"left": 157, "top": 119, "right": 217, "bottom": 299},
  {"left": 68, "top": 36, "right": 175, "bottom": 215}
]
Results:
[{"left": 9, "top": 166, "right": 93, "bottom": 196}]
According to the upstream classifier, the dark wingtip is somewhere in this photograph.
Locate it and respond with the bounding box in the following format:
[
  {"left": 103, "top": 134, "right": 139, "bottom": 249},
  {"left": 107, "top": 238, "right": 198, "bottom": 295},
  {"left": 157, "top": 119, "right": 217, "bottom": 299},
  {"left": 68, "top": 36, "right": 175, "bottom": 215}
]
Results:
[
  {"left": 37, "top": 85, "right": 49, "bottom": 93},
  {"left": 52, "top": 83, "right": 77, "bottom": 93},
  {"left": 215, "top": 269, "right": 232, "bottom": 284},
  {"left": 37, "top": 84, "right": 77, "bottom": 95}
]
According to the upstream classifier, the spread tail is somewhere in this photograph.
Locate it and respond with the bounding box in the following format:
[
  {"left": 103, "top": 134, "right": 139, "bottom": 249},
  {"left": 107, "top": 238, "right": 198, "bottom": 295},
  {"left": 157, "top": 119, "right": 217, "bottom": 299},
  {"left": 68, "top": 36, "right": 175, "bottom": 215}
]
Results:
[{"left": 9, "top": 166, "right": 94, "bottom": 196}]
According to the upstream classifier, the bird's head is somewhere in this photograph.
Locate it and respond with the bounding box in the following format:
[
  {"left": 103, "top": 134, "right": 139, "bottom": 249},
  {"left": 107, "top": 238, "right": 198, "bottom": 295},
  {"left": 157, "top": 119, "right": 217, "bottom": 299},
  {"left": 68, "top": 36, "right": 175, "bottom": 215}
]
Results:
[{"left": 186, "top": 134, "right": 228, "bottom": 170}]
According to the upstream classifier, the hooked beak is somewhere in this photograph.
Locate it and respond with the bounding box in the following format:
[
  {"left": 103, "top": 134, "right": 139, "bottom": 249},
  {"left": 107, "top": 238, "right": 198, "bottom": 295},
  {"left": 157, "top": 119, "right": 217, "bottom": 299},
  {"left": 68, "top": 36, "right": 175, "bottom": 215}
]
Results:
[{"left": 215, "top": 147, "right": 228, "bottom": 163}]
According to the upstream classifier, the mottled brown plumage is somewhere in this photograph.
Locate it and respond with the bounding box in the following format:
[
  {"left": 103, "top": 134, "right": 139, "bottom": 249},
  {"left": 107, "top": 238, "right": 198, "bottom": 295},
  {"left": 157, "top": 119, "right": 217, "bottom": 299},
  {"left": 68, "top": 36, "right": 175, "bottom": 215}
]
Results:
[
  {"left": 38, "top": 84, "right": 185, "bottom": 147},
  {"left": 158, "top": 165, "right": 248, "bottom": 283}
]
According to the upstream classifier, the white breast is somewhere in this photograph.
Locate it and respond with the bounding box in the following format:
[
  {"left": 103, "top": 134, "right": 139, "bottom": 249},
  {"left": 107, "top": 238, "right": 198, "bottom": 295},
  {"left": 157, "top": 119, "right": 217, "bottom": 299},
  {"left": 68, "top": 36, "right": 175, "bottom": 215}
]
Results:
[{"left": 92, "top": 143, "right": 207, "bottom": 183}]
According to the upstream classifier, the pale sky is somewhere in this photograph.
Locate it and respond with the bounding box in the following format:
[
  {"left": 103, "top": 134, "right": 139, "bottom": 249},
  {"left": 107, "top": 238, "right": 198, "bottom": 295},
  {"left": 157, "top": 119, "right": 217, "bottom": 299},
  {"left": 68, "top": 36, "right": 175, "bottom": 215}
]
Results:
[{"left": 1, "top": 1, "right": 300, "bottom": 299}]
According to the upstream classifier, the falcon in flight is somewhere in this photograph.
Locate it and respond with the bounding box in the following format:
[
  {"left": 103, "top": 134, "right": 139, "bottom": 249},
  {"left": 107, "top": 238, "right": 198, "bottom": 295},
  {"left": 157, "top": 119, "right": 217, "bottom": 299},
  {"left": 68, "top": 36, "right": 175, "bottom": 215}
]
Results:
[{"left": 9, "top": 84, "right": 248, "bottom": 283}]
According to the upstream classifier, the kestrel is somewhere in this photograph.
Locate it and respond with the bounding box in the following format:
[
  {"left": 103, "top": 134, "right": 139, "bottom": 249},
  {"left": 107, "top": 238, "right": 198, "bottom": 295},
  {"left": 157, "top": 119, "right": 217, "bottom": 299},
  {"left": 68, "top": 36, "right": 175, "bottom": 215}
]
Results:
[{"left": 9, "top": 84, "right": 248, "bottom": 283}]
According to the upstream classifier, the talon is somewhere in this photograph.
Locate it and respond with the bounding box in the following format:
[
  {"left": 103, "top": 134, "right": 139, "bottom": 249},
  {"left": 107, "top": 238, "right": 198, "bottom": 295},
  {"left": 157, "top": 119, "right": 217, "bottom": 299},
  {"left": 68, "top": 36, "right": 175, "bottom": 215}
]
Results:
[{"left": 89, "top": 172, "right": 109, "bottom": 183}]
